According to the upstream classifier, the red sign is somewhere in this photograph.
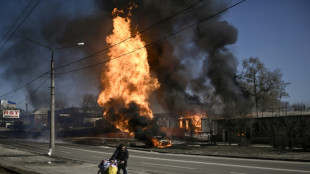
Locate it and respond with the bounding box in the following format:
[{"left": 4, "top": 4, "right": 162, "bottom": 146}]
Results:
[{"left": 3, "top": 110, "right": 20, "bottom": 118}]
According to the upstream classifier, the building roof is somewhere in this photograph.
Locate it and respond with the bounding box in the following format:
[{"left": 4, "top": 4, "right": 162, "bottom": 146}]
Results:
[
  {"left": 154, "top": 113, "right": 180, "bottom": 119},
  {"left": 32, "top": 108, "right": 49, "bottom": 115}
]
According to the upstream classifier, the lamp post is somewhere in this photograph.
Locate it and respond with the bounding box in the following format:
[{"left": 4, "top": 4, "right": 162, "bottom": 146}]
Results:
[{"left": 26, "top": 38, "right": 84, "bottom": 156}]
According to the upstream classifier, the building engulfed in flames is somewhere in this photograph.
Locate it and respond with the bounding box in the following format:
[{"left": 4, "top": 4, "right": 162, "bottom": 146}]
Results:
[
  {"left": 150, "top": 113, "right": 214, "bottom": 148},
  {"left": 179, "top": 113, "right": 207, "bottom": 134},
  {"left": 156, "top": 113, "right": 215, "bottom": 138}
]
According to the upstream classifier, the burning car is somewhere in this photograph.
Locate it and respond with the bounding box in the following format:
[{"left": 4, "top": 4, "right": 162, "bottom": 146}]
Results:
[{"left": 152, "top": 136, "right": 172, "bottom": 148}]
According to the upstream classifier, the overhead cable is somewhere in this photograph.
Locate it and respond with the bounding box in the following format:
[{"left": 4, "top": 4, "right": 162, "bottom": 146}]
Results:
[
  {"left": 0, "top": 0, "right": 41, "bottom": 51},
  {"left": 57, "top": 0, "right": 245, "bottom": 75}
]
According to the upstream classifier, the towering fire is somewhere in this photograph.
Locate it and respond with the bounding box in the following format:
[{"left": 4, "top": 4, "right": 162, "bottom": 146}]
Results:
[{"left": 97, "top": 7, "right": 160, "bottom": 134}]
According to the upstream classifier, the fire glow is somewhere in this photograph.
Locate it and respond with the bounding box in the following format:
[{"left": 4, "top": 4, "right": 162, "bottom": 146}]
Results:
[
  {"left": 179, "top": 113, "right": 207, "bottom": 133},
  {"left": 97, "top": 7, "right": 159, "bottom": 135},
  {"left": 152, "top": 138, "right": 172, "bottom": 148}
]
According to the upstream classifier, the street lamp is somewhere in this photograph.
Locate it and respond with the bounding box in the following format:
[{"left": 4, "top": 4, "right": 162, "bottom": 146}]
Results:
[{"left": 25, "top": 38, "right": 84, "bottom": 156}]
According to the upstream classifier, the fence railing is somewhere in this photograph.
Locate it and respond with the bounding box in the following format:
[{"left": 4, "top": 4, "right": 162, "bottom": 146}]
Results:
[{"left": 251, "top": 106, "right": 310, "bottom": 118}]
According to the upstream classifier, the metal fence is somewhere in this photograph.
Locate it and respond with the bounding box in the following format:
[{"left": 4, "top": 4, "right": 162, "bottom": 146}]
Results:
[{"left": 252, "top": 106, "right": 310, "bottom": 118}]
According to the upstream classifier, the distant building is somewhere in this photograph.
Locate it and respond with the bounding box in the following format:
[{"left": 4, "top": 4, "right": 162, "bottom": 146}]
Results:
[
  {"left": 155, "top": 113, "right": 179, "bottom": 128},
  {"left": 0, "top": 100, "right": 17, "bottom": 109},
  {"left": 154, "top": 113, "right": 186, "bottom": 138},
  {"left": 29, "top": 106, "right": 103, "bottom": 129},
  {"left": 31, "top": 108, "right": 49, "bottom": 127},
  {"left": 154, "top": 113, "right": 216, "bottom": 139},
  {"left": 56, "top": 107, "right": 83, "bottom": 128}
]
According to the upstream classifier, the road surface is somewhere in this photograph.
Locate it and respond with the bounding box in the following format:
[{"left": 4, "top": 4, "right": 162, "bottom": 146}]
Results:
[{"left": 0, "top": 137, "right": 309, "bottom": 174}]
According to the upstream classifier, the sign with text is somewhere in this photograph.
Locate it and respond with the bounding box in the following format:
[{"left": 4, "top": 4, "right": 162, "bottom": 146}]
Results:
[{"left": 3, "top": 110, "right": 20, "bottom": 118}]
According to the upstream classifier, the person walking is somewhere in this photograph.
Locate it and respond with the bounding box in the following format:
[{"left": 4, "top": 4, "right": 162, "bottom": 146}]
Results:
[{"left": 110, "top": 144, "right": 129, "bottom": 174}]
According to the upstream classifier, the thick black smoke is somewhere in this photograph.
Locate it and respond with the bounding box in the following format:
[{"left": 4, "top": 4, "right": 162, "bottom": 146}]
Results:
[
  {"left": 0, "top": 1, "right": 109, "bottom": 110},
  {"left": 104, "top": 99, "right": 162, "bottom": 146},
  {"left": 77, "top": 0, "right": 243, "bottom": 114},
  {"left": 122, "top": 0, "right": 243, "bottom": 112},
  {"left": 1, "top": 0, "right": 244, "bottom": 139},
  {"left": 89, "top": 0, "right": 244, "bottom": 143}
]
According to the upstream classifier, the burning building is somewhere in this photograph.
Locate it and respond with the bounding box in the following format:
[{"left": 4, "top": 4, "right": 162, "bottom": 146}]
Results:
[{"left": 155, "top": 113, "right": 216, "bottom": 139}]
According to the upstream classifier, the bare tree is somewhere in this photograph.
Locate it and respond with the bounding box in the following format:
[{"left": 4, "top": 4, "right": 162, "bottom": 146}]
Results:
[
  {"left": 277, "top": 78, "right": 291, "bottom": 108},
  {"left": 81, "top": 94, "right": 98, "bottom": 110},
  {"left": 238, "top": 57, "right": 289, "bottom": 117},
  {"left": 201, "top": 90, "right": 222, "bottom": 144},
  {"left": 80, "top": 93, "right": 101, "bottom": 125}
]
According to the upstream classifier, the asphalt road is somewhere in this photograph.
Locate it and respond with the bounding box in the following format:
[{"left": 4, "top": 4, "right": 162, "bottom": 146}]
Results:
[{"left": 0, "top": 138, "right": 310, "bottom": 174}]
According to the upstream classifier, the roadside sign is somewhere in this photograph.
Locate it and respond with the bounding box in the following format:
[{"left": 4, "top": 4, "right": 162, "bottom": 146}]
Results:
[{"left": 3, "top": 110, "right": 20, "bottom": 118}]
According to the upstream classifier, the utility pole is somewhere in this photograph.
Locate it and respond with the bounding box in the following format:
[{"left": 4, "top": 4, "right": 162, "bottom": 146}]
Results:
[
  {"left": 25, "top": 95, "right": 28, "bottom": 114},
  {"left": 49, "top": 51, "right": 55, "bottom": 156},
  {"left": 25, "top": 38, "right": 84, "bottom": 156}
]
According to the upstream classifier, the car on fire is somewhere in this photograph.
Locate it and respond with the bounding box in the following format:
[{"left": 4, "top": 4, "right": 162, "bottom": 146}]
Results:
[
  {"left": 153, "top": 136, "right": 172, "bottom": 148},
  {"left": 158, "top": 139, "right": 172, "bottom": 147}
]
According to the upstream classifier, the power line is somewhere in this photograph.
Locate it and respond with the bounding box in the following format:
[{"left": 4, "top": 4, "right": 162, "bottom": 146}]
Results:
[
  {"left": 0, "top": 0, "right": 34, "bottom": 46},
  {"left": 0, "top": 70, "right": 49, "bottom": 98},
  {"left": 16, "top": 75, "right": 50, "bottom": 106},
  {"left": 138, "top": 0, "right": 210, "bottom": 36},
  {"left": 54, "top": 0, "right": 211, "bottom": 71},
  {"left": 0, "top": 0, "right": 244, "bottom": 98},
  {"left": 0, "top": 71, "right": 45, "bottom": 77},
  {"left": 56, "top": 0, "right": 245, "bottom": 75},
  {"left": 0, "top": 0, "right": 41, "bottom": 52},
  {"left": 0, "top": 0, "right": 211, "bottom": 88}
]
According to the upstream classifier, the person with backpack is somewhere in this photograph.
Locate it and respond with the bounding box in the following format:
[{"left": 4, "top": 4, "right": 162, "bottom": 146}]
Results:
[{"left": 110, "top": 144, "right": 129, "bottom": 174}]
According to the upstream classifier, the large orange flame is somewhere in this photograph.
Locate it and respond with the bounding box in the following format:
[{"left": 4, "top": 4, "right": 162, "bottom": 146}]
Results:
[{"left": 97, "top": 8, "right": 159, "bottom": 134}]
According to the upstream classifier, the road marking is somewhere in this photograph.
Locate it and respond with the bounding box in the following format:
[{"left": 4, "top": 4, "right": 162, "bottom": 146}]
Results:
[
  {"left": 60, "top": 146, "right": 112, "bottom": 155},
  {"left": 58, "top": 150, "right": 71, "bottom": 154},
  {"left": 86, "top": 146, "right": 309, "bottom": 165},
  {"left": 99, "top": 146, "right": 112, "bottom": 149},
  {"left": 92, "top": 156, "right": 104, "bottom": 158},
  {"left": 131, "top": 155, "right": 310, "bottom": 173},
  {"left": 128, "top": 148, "right": 309, "bottom": 164},
  {"left": 60, "top": 146, "right": 310, "bottom": 173},
  {"left": 141, "top": 162, "right": 196, "bottom": 170}
]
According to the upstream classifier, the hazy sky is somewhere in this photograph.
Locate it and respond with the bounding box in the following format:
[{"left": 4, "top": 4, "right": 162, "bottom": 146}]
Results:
[
  {"left": 224, "top": 0, "right": 310, "bottom": 105},
  {"left": 0, "top": 0, "right": 309, "bottom": 111}
]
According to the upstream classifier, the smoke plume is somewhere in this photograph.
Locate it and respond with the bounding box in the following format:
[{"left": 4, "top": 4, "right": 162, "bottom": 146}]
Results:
[{"left": 1, "top": 0, "right": 244, "bottom": 138}]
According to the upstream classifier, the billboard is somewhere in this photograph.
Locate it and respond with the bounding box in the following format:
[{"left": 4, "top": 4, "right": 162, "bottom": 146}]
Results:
[
  {"left": 1, "top": 100, "right": 17, "bottom": 109},
  {"left": 3, "top": 110, "right": 20, "bottom": 118}
]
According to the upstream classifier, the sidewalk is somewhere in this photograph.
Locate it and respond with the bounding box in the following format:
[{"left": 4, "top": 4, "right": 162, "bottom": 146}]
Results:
[
  {"left": 0, "top": 143, "right": 98, "bottom": 174},
  {"left": 0, "top": 143, "right": 151, "bottom": 174}
]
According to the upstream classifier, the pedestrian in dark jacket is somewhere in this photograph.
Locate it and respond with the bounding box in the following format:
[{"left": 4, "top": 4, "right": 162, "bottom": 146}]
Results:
[{"left": 111, "top": 144, "right": 129, "bottom": 174}]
